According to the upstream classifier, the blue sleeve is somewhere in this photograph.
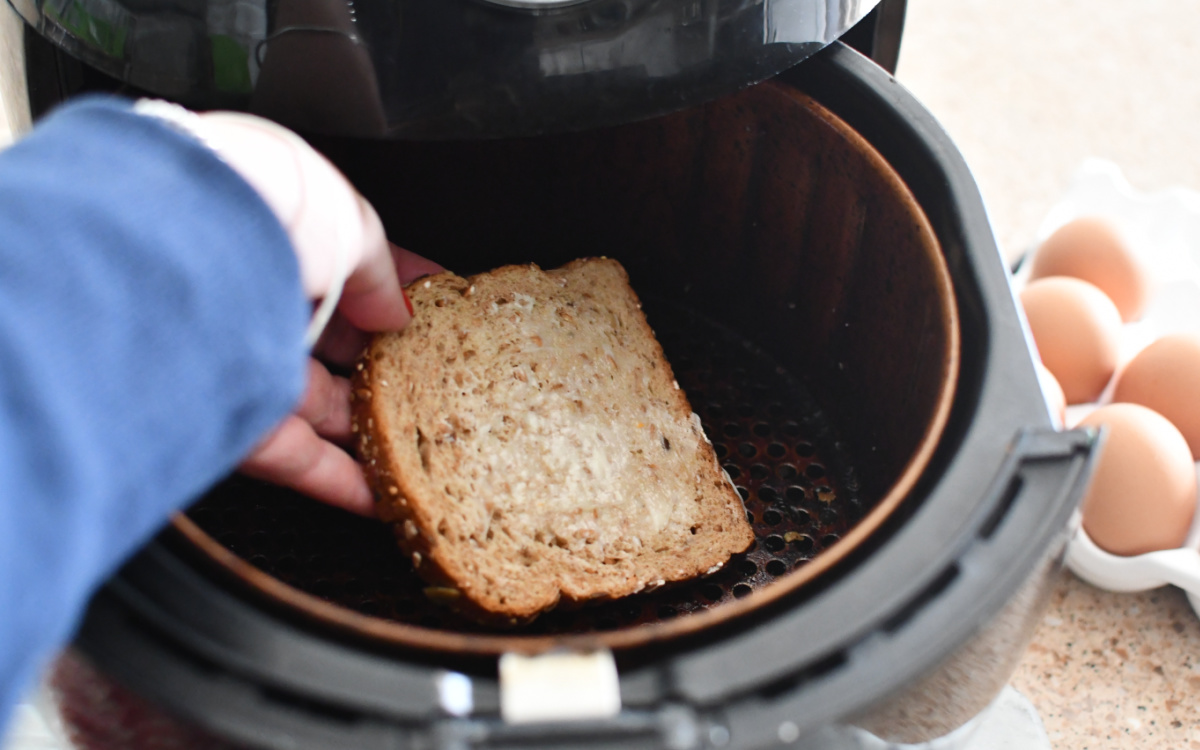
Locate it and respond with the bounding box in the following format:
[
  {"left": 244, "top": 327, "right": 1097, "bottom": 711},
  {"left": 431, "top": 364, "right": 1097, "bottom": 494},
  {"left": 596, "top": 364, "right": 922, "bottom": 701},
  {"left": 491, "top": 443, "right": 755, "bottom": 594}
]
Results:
[{"left": 0, "top": 96, "right": 310, "bottom": 727}]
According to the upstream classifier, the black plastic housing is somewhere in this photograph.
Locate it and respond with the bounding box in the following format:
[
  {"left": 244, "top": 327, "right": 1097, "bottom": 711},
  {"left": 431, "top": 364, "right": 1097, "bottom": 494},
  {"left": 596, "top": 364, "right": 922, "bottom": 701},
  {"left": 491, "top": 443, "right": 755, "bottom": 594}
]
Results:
[
  {"left": 68, "top": 43, "right": 1095, "bottom": 750},
  {"left": 13, "top": 0, "right": 897, "bottom": 138}
]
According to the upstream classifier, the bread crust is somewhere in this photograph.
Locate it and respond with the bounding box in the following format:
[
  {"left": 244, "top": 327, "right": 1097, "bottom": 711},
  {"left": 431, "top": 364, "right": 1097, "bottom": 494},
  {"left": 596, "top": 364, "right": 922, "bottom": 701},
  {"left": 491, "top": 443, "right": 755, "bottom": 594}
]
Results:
[{"left": 352, "top": 258, "right": 753, "bottom": 623}]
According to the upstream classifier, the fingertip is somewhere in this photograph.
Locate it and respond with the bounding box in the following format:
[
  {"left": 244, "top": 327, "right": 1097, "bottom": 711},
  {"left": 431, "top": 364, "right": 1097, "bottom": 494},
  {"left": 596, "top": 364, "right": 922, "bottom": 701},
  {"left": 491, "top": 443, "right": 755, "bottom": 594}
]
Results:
[
  {"left": 337, "top": 243, "right": 411, "bottom": 333},
  {"left": 391, "top": 243, "right": 446, "bottom": 285},
  {"left": 342, "top": 482, "right": 379, "bottom": 518}
]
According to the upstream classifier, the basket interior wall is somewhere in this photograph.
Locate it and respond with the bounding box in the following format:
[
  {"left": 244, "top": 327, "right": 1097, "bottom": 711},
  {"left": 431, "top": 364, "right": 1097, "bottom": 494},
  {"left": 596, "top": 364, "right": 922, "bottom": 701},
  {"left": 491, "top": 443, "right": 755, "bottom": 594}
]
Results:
[{"left": 315, "top": 81, "right": 950, "bottom": 504}]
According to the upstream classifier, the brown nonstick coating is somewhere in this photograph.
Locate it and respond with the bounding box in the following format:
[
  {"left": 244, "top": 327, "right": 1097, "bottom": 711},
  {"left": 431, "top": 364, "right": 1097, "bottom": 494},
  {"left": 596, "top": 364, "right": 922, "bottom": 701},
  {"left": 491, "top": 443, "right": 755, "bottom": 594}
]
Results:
[{"left": 174, "top": 80, "right": 957, "bottom": 655}]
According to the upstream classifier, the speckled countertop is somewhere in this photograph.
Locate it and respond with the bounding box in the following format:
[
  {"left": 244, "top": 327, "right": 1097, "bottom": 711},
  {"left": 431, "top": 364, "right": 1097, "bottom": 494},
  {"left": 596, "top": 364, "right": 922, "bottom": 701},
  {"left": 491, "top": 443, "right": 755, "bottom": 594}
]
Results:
[
  {"left": 900, "top": 2, "right": 1200, "bottom": 747},
  {"left": 1010, "top": 576, "right": 1200, "bottom": 748}
]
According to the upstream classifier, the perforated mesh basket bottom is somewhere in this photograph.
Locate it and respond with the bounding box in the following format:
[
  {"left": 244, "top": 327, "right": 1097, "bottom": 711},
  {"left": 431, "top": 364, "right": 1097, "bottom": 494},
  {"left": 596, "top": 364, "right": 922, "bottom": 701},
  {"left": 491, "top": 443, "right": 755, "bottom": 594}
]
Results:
[{"left": 187, "top": 299, "right": 864, "bottom": 635}]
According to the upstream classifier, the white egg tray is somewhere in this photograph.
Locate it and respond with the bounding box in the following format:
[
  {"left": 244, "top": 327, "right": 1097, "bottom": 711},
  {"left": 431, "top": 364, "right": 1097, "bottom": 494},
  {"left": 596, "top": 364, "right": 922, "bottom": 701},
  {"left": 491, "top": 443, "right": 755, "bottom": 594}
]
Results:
[{"left": 1012, "top": 158, "right": 1200, "bottom": 618}]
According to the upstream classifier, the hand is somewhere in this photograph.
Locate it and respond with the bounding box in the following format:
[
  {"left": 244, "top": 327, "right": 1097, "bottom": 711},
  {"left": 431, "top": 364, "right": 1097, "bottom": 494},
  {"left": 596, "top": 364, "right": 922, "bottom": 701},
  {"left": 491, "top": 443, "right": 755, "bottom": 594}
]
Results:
[
  {"left": 139, "top": 104, "right": 442, "bottom": 515},
  {"left": 240, "top": 244, "right": 442, "bottom": 517}
]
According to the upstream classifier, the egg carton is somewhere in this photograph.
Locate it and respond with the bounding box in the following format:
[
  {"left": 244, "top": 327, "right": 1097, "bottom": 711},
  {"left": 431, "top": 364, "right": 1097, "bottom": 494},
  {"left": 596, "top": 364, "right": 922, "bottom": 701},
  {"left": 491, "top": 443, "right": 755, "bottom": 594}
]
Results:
[{"left": 1013, "top": 158, "right": 1200, "bottom": 618}]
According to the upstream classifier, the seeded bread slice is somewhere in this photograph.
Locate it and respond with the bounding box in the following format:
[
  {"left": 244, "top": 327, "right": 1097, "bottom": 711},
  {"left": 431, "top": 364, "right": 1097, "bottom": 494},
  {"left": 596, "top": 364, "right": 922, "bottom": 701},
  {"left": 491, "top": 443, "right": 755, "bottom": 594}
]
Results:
[{"left": 352, "top": 258, "right": 753, "bottom": 623}]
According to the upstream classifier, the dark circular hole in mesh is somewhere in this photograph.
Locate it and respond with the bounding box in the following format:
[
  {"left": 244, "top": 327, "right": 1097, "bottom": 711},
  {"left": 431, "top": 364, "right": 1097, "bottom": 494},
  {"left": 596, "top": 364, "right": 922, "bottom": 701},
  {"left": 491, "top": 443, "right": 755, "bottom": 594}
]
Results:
[
  {"left": 766, "top": 560, "right": 788, "bottom": 577},
  {"left": 714, "top": 443, "right": 729, "bottom": 459},
  {"left": 822, "top": 534, "right": 841, "bottom": 547},
  {"left": 786, "top": 486, "right": 807, "bottom": 503},
  {"left": 758, "top": 486, "right": 779, "bottom": 503},
  {"left": 806, "top": 463, "right": 827, "bottom": 480},
  {"left": 752, "top": 423, "right": 771, "bottom": 438},
  {"left": 310, "top": 579, "right": 335, "bottom": 597},
  {"left": 738, "top": 443, "right": 757, "bottom": 458},
  {"left": 724, "top": 463, "right": 742, "bottom": 480},
  {"left": 275, "top": 555, "right": 298, "bottom": 577},
  {"left": 763, "top": 510, "right": 783, "bottom": 526},
  {"left": 778, "top": 464, "right": 798, "bottom": 480},
  {"left": 750, "top": 464, "right": 770, "bottom": 480},
  {"left": 736, "top": 559, "right": 758, "bottom": 576},
  {"left": 796, "top": 442, "right": 817, "bottom": 457},
  {"left": 767, "top": 443, "right": 787, "bottom": 458},
  {"left": 306, "top": 555, "right": 333, "bottom": 577},
  {"left": 789, "top": 535, "right": 815, "bottom": 554},
  {"left": 701, "top": 584, "right": 724, "bottom": 602},
  {"left": 845, "top": 498, "right": 865, "bottom": 522},
  {"left": 723, "top": 423, "right": 743, "bottom": 438},
  {"left": 732, "top": 584, "right": 754, "bottom": 599},
  {"left": 620, "top": 602, "right": 644, "bottom": 620},
  {"left": 764, "top": 535, "right": 785, "bottom": 553}
]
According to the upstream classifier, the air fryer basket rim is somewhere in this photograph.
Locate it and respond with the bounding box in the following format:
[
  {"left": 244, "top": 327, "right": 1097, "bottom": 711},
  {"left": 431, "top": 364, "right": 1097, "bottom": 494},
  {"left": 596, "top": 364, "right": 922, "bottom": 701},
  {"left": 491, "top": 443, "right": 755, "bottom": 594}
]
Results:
[
  {"left": 70, "top": 43, "right": 1096, "bottom": 750},
  {"left": 664, "top": 43, "right": 1094, "bottom": 708},
  {"left": 166, "top": 79, "right": 961, "bottom": 656}
]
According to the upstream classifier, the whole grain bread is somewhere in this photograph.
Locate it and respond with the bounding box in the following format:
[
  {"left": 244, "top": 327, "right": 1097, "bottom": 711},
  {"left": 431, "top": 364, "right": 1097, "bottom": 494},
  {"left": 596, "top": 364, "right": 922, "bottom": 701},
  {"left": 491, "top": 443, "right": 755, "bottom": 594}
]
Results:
[{"left": 352, "top": 258, "right": 753, "bottom": 623}]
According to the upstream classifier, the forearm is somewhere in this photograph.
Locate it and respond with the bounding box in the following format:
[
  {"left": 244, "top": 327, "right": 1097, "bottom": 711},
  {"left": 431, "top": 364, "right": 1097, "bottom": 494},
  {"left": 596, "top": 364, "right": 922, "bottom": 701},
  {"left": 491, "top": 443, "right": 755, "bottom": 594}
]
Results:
[{"left": 0, "top": 97, "right": 308, "bottom": 725}]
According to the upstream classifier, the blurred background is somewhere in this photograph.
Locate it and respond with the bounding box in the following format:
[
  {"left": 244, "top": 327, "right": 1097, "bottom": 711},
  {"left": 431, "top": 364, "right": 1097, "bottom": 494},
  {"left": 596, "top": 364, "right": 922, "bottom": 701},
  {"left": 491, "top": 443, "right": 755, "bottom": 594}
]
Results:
[
  {"left": 899, "top": 2, "right": 1200, "bottom": 746},
  {"left": 899, "top": 0, "right": 1200, "bottom": 265}
]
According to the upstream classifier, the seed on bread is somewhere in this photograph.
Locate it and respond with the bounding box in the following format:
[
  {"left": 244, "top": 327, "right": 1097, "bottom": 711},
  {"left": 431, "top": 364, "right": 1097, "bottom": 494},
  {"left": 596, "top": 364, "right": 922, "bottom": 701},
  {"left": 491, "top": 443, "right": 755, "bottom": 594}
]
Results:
[{"left": 354, "top": 258, "right": 754, "bottom": 622}]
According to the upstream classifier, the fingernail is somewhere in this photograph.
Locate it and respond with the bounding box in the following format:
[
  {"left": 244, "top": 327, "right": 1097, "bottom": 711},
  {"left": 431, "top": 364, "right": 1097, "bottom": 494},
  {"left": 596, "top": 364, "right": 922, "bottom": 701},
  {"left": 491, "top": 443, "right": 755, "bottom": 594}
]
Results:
[{"left": 402, "top": 287, "right": 414, "bottom": 318}]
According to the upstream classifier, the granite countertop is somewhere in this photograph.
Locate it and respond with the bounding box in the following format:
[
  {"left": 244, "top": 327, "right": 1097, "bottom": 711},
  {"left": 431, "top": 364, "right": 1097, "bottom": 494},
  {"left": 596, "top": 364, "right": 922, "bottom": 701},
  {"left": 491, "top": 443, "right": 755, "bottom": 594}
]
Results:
[
  {"left": 899, "top": 1, "right": 1200, "bottom": 747},
  {"left": 1011, "top": 575, "right": 1200, "bottom": 748}
]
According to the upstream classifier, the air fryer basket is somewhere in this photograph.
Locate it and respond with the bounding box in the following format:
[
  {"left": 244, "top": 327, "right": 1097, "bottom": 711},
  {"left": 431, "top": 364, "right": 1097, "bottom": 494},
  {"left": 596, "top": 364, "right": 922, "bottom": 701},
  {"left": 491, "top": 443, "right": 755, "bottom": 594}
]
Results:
[
  {"left": 63, "top": 44, "right": 1095, "bottom": 750},
  {"left": 166, "top": 74, "right": 958, "bottom": 657}
]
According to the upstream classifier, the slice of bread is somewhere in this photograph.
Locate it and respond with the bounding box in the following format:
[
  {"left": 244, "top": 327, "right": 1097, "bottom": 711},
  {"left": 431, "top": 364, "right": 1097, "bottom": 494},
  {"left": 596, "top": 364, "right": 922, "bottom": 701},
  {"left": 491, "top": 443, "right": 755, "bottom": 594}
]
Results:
[{"left": 352, "top": 258, "right": 753, "bottom": 623}]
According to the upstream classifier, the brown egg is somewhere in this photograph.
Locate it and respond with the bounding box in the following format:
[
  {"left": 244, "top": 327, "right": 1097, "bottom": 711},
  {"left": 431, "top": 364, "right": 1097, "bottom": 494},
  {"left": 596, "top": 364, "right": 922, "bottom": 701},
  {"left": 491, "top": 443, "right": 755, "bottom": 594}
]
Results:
[
  {"left": 1034, "top": 360, "right": 1067, "bottom": 427},
  {"left": 1029, "top": 216, "right": 1149, "bottom": 322},
  {"left": 1079, "top": 404, "right": 1196, "bottom": 556},
  {"left": 1113, "top": 333, "right": 1200, "bottom": 458},
  {"left": 1019, "top": 276, "right": 1122, "bottom": 404}
]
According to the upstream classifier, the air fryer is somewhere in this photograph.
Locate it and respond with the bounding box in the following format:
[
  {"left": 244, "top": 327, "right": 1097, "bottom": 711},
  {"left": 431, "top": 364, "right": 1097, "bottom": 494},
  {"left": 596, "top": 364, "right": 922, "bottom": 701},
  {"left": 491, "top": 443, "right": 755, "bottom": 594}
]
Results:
[{"left": 5, "top": 1, "right": 1098, "bottom": 748}]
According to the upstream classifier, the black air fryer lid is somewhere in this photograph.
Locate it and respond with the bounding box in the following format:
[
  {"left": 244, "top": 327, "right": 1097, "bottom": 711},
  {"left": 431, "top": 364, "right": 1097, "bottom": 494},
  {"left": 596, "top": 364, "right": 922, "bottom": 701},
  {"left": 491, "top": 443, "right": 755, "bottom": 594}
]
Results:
[{"left": 13, "top": 0, "right": 895, "bottom": 137}]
